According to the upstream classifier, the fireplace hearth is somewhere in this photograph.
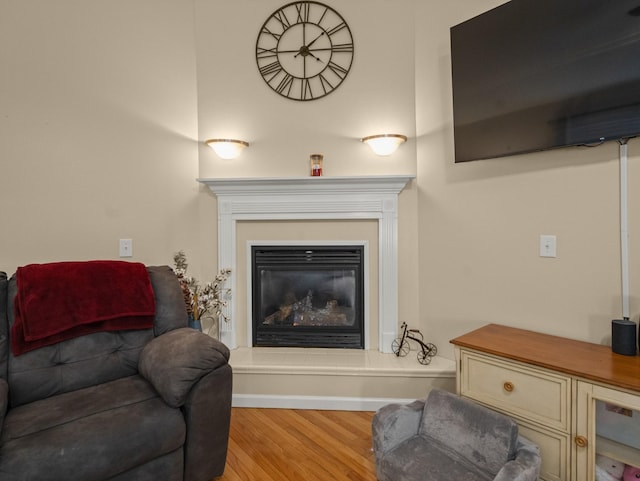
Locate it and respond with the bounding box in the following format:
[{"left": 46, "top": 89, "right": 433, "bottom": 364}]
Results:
[{"left": 252, "top": 245, "right": 364, "bottom": 348}]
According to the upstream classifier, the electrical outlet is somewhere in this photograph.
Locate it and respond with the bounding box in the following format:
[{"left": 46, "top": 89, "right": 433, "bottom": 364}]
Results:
[
  {"left": 119, "top": 239, "right": 133, "bottom": 258},
  {"left": 539, "top": 235, "right": 557, "bottom": 258}
]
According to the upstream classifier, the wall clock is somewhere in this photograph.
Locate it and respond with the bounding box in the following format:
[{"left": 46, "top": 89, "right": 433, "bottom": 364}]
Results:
[{"left": 256, "top": 1, "right": 354, "bottom": 101}]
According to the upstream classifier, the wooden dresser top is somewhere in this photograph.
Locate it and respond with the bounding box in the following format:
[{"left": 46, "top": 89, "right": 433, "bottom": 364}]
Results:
[{"left": 451, "top": 324, "right": 640, "bottom": 393}]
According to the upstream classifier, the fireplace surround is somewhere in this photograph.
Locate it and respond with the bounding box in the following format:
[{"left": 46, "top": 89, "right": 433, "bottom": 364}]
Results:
[{"left": 198, "top": 175, "right": 414, "bottom": 353}]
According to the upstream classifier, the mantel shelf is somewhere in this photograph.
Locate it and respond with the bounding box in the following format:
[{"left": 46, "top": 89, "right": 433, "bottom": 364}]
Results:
[{"left": 197, "top": 175, "right": 415, "bottom": 196}]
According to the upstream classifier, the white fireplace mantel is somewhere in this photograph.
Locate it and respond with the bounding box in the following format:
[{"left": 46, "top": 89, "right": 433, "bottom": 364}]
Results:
[{"left": 198, "top": 175, "right": 415, "bottom": 353}]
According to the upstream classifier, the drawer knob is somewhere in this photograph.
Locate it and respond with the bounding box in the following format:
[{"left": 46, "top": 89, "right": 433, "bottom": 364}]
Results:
[
  {"left": 574, "top": 435, "right": 588, "bottom": 448},
  {"left": 503, "top": 381, "right": 514, "bottom": 392}
]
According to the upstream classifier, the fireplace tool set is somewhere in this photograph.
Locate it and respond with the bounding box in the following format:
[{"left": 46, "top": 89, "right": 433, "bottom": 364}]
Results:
[{"left": 392, "top": 322, "right": 438, "bottom": 365}]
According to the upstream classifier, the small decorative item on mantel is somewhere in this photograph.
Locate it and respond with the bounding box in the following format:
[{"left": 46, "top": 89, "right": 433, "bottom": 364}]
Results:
[
  {"left": 172, "top": 251, "right": 231, "bottom": 339},
  {"left": 310, "top": 154, "right": 323, "bottom": 176}
]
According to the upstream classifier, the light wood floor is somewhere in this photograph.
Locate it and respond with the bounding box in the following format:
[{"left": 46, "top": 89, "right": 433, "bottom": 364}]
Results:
[{"left": 216, "top": 408, "right": 378, "bottom": 481}]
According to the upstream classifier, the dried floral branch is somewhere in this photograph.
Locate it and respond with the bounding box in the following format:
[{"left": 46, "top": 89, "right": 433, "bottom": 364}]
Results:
[{"left": 172, "top": 251, "right": 232, "bottom": 324}]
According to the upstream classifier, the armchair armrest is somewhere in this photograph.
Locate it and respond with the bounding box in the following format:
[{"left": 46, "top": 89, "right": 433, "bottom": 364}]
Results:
[
  {"left": 372, "top": 399, "right": 425, "bottom": 456},
  {"left": 494, "top": 436, "right": 541, "bottom": 481},
  {"left": 139, "top": 327, "right": 229, "bottom": 408}
]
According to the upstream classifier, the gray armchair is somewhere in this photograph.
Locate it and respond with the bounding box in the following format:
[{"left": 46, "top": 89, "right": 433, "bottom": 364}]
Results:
[
  {"left": 0, "top": 264, "right": 232, "bottom": 481},
  {"left": 372, "top": 389, "right": 540, "bottom": 481}
]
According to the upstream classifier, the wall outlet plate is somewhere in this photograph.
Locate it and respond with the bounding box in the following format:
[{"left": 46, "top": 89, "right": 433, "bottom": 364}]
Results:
[
  {"left": 119, "top": 239, "right": 133, "bottom": 258},
  {"left": 539, "top": 235, "right": 557, "bottom": 258}
]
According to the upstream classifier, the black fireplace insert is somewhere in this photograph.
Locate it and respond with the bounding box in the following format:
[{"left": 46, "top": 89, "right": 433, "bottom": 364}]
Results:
[{"left": 251, "top": 245, "right": 364, "bottom": 348}]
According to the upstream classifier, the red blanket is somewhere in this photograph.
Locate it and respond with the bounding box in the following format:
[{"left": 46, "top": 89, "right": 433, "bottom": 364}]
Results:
[{"left": 11, "top": 260, "right": 156, "bottom": 356}]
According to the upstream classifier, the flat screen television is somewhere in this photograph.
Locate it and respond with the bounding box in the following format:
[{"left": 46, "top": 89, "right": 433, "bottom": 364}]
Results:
[{"left": 450, "top": 0, "right": 640, "bottom": 162}]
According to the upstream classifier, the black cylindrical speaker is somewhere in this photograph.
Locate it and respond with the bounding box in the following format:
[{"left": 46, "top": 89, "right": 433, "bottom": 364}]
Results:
[{"left": 612, "top": 319, "right": 637, "bottom": 356}]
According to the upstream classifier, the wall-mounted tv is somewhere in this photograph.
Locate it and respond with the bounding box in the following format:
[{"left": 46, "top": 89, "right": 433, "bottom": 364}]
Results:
[{"left": 450, "top": 0, "right": 640, "bottom": 163}]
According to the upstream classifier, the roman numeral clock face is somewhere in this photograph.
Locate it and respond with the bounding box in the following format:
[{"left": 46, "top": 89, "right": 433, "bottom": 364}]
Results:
[{"left": 256, "top": 1, "right": 354, "bottom": 101}]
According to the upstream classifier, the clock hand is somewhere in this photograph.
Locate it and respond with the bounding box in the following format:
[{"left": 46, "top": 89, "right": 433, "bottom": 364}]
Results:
[
  {"left": 305, "top": 31, "right": 325, "bottom": 48},
  {"left": 306, "top": 51, "right": 323, "bottom": 62}
]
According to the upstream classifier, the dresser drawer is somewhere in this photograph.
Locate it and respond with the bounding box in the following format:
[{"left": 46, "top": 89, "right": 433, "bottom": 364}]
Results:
[
  {"left": 459, "top": 350, "right": 571, "bottom": 432},
  {"left": 518, "top": 421, "right": 569, "bottom": 481}
]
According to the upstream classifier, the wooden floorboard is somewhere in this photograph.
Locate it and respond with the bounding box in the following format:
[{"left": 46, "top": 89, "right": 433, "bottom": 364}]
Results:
[{"left": 215, "top": 408, "right": 378, "bottom": 481}]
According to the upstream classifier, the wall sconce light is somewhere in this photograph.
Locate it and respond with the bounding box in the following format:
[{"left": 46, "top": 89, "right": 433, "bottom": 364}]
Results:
[
  {"left": 205, "top": 139, "right": 249, "bottom": 159},
  {"left": 361, "top": 134, "right": 407, "bottom": 156}
]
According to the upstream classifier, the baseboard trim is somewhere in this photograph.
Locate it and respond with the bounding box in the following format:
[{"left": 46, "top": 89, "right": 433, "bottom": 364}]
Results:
[{"left": 232, "top": 393, "right": 416, "bottom": 411}]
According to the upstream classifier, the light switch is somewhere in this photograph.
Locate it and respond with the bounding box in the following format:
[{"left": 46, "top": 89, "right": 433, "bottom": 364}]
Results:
[
  {"left": 119, "top": 239, "right": 133, "bottom": 258},
  {"left": 539, "top": 235, "right": 556, "bottom": 258}
]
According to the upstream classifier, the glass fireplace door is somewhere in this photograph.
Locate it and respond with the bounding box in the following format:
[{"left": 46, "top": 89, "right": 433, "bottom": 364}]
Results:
[{"left": 251, "top": 246, "right": 364, "bottom": 348}]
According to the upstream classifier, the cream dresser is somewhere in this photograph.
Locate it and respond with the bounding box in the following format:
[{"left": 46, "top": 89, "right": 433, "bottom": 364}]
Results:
[{"left": 451, "top": 324, "right": 640, "bottom": 481}]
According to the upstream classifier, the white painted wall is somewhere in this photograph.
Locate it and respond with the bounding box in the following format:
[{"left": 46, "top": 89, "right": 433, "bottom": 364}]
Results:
[
  {"left": 414, "top": 0, "right": 640, "bottom": 356},
  {"left": 0, "top": 0, "right": 202, "bottom": 274},
  {"left": 194, "top": 0, "right": 417, "bottom": 179},
  {"left": 2, "top": 0, "right": 638, "bottom": 365}
]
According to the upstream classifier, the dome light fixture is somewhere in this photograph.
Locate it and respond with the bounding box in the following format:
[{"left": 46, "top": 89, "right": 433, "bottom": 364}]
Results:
[
  {"left": 361, "top": 134, "right": 407, "bottom": 156},
  {"left": 205, "top": 139, "right": 249, "bottom": 159}
]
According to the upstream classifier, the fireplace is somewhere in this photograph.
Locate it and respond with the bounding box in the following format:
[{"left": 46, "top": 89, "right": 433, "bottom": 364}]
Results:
[
  {"left": 251, "top": 245, "right": 364, "bottom": 348},
  {"left": 198, "top": 175, "right": 414, "bottom": 352}
]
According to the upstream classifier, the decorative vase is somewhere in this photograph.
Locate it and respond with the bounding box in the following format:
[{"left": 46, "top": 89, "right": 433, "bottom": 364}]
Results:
[
  {"left": 208, "top": 316, "right": 220, "bottom": 340},
  {"left": 188, "top": 315, "right": 202, "bottom": 332}
]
